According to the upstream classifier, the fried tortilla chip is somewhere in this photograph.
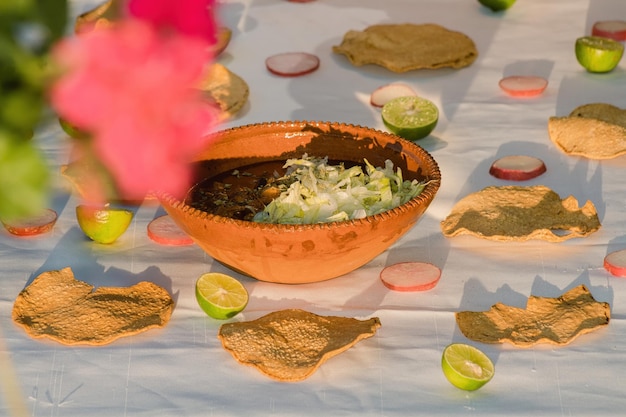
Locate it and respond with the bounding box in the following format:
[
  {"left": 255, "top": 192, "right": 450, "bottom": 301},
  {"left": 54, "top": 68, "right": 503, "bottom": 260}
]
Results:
[
  {"left": 12, "top": 267, "right": 174, "bottom": 346},
  {"left": 440, "top": 185, "right": 600, "bottom": 242},
  {"left": 569, "top": 102, "right": 626, "bottom": 124},
  {"left": 74, "top": 0, "right": 115, "bottom": 34},
  {"left": 548, "top": 117, "right": 626, "bottom": 159},
  {"left": 332, "top": 23, "right": 478, "bottom": 73},
  {"left": 76, "top": 4, "right": 231, "bottom": 55},
  {"left": 548, "top": 103, "right": 626, "bottom": 159},
  {"left": 456, "top": 285, "right": 610, "bottom": 347},
  {"left": 218, "top": 309, "right": 381, "bottom": 382},
  {"left": 198, "top": 63, "right": 249, "bottom": 120}
]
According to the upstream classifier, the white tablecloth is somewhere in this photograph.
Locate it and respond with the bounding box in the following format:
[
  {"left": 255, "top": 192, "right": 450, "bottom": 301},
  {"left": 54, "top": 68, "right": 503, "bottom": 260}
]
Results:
[{"left": 3, "top": 0, "right": 626, "bottom": 415}]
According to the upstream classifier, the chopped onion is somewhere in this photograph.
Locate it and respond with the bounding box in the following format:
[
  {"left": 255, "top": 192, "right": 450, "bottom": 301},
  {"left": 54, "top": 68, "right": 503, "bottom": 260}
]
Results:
[{"left": 253, "top": 155, "right": 428, "bottom": 224}]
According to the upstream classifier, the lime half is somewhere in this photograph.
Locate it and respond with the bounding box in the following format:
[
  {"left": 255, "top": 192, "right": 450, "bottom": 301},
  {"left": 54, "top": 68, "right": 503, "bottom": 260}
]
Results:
[
  {"left": 575, "top": 36, "right": 624, "bottom": 73},
  {"left": 381, "top": 96, "right": 438, "bottom": 141},
  {"left": 441, "top": 343, "right": 495, "bottom": 391},
  {"left": 195, "top": 272, "right": 249, "bottom": 320},
  {"left": 75, "top": 204, "right": 134, "bottom": 244},
  {"left": 478, "top": 0, "right": 516, "bottom": 12}
]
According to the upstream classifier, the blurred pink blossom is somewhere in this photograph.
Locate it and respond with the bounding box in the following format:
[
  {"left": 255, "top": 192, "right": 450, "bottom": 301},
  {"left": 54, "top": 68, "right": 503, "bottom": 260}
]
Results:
[
  {"left": 126, "top": 0, "right": 217, "bottom": 44},
  {"left": 50, "top": 19, "right": 218, "bottom": 201}
]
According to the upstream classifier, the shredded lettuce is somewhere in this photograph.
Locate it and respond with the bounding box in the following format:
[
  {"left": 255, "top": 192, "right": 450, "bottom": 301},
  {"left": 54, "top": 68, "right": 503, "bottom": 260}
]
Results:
[{"left": 253, "top": 155, "right": 428, "bottom": 224}]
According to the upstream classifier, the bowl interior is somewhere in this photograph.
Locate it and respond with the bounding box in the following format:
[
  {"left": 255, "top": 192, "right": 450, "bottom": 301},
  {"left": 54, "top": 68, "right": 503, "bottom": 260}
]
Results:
[{"left": 188, "top": 121, "right": 438, "bottom": 198}]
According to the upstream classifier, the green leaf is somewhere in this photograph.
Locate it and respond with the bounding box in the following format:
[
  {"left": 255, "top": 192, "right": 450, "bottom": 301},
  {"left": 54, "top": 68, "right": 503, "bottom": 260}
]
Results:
[
  {"left": 0, "top": 89, "right": 44, "bottom": 132},
  {"left": 0, "top": 130, "right": 50, "bottom": 220},
  {"left": 0, "top": 0, "right": 35, "bottom": 18},
  {"left": 34, "top": 0, "right": 68, "bottom": 42},
  {"left": 0, "top": 0, "right": 67, "bottom": 220}
]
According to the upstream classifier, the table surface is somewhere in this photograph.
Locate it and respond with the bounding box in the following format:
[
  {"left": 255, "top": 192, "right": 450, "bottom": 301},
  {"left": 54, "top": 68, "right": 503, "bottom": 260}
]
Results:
[{"left": 3, "top": 0, "right": 626, "bottom": 415}]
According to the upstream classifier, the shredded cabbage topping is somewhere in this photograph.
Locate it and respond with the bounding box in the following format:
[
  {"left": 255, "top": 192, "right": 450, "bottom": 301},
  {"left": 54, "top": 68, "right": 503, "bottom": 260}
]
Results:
[{"left": 252, "top": 155, "right": 428, "bottom": 224}]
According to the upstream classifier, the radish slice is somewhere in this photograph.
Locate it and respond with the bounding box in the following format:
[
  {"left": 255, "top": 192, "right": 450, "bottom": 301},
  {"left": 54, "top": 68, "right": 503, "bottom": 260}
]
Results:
[
  {"left": 498, "top": 75, "right": 548, "bottom": 97},
  {"left": 266, "top": 52, "right": 320, "bottom": 77},
  {"left": 370, "top": 83, "right": 417, "bottom": 108},
  {"left": 604, "top": 249, "right": 626, "bottom": 277},
  {"left": 1, "top": 208, "right": 58, "bottom": 236},
  {"left": 380, "top": 262, "right": 442, "bottom": 292},
  {"left": 147, "top": 215, "right": 194, "bottom": 246},
  {"left": 489, "top": 155, "right": 547, "bottom": 181},
  {"left": 592, "top": 20, "right": 626, "bottom": 42}
]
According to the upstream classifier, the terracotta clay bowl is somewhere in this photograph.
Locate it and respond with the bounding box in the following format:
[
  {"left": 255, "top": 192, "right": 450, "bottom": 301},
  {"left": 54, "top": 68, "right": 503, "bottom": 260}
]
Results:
[{"left": 158, "top": 121, "right": 441, "bottom": 284}]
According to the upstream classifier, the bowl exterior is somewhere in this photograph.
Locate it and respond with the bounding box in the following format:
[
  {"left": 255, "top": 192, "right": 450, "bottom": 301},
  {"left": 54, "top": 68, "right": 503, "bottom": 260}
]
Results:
[{"left": 159, "top": 121, "right": 441, "bottom": 284}]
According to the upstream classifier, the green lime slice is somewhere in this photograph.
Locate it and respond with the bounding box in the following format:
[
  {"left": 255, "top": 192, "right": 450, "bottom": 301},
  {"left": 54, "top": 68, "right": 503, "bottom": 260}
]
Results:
[
  {"left": 441, "top": 343, "right": 495, "bottom": 391},
  {"left": 478, "top": 0, "right": 516, "bottom": 11},
  {"left": 195, "top": 272, "right": 249, "bottom": 320},
  {"left": 75, "top": 205, "right": 134, "bottom": 244},
  {"left": 381, "top": 96, "right": 438, "bottom": 141},
  {"left": 575, "top": 36, "right": 624, "bottom": 73}
]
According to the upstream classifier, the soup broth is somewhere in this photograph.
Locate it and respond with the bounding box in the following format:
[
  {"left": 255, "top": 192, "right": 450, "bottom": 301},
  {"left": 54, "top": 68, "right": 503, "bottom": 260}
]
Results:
[{"left": 186, "top": 158, "right": 361, "bottom": 221}]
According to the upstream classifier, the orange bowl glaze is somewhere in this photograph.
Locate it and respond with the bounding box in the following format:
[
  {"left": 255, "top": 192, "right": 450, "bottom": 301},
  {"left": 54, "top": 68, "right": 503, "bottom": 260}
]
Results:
[{"left": 158, "top": 121, "right": 441, "bottom": 284}]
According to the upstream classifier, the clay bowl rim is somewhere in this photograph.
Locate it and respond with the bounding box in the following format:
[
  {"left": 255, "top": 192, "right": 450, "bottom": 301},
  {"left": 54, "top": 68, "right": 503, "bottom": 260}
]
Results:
[{"left": 157, "top": 120, "right": 442, "bottom": 232}]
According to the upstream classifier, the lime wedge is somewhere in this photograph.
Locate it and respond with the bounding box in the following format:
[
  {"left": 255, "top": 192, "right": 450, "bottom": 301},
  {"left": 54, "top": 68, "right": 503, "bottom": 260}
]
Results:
[
  {"left": 75, "top": 204, "right": 134, "bottom": 244},
  {"left": 195, "top": 272, "right": 249, "bottom": 320},
  {"left": 441, "top": 343, "right": 495, "bottom": 391},
  {"left": 575, "top": 36, "right": 624, "bottom": 73},
  {"left": 478, "top": 0, "right": 516, "bottom": 11},
  {"left": 381, "top": 96, "right": 438, "bottom": 141}
]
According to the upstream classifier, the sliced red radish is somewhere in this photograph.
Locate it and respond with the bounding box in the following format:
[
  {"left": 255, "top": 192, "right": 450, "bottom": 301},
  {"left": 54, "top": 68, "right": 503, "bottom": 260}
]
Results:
[
  {"left": 370, "top": 83, "right": 418, "bottom": 108},
  {"left": 1, "top": 208, "right": 58, "bottom": 236},
  {"left": 380, "top": 262, "right": 442, "bottom": 292},
  {"left": 266, "top": 52, "right": 320, "bottom": 77},
  {"left": 147, "top": 215, "right": 194, "bottom": 246},
  {"left": 498, "top": 75, "right": 548, "bottom": 97},
  {"left": 489, "top": 155, "right": 547, "bottom": 181},
  {"left": 592, "top": 20, "right": 626, "bottom": 42},
  {"left": 604, "top": 249, "right": 626, "bottom": 277}
]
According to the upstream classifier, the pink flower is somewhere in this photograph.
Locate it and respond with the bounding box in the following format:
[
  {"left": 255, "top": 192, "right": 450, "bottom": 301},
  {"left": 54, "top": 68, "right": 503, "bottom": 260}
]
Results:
[
  {"left": 126, "top": 0, "right": 217, "bottom": 44},
  {"left": 50, "top": 20, "right": 218, "bottom": 201}
]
